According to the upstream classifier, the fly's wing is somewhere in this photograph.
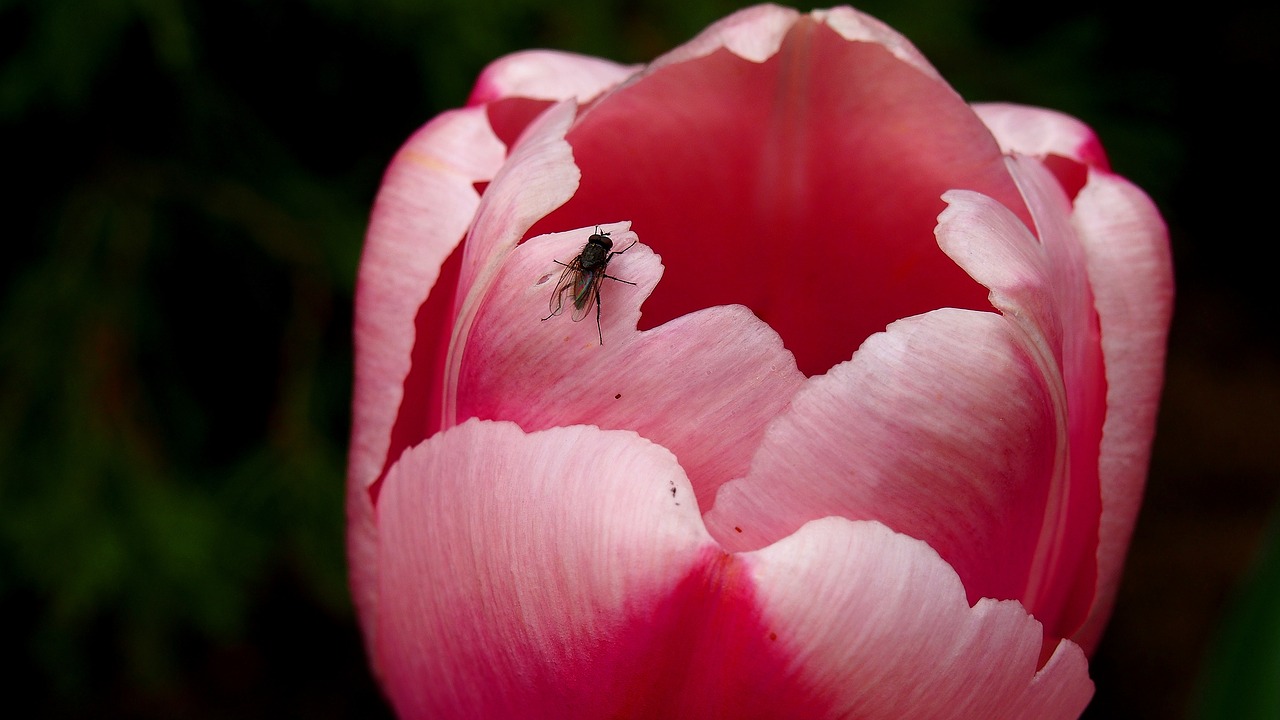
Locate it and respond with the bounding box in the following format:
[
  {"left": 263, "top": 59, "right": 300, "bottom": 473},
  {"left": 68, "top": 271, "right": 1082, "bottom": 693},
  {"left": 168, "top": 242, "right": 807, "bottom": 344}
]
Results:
[
  {"left": 546, "top": 262, "right": 580, "bottom": 318},
  {"left": 569, "top": 268, "right": 602, "bottom": 323}
]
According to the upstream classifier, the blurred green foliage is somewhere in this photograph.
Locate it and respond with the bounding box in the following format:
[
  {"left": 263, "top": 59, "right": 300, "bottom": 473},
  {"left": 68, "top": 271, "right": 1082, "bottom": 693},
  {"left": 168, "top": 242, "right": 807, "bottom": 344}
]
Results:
[
  {"left": 1193, "top": 510, "right": 1280, "bottom": 720},
  {"left": 1, "top": 0, "right": 1271, "bottom": 718}
]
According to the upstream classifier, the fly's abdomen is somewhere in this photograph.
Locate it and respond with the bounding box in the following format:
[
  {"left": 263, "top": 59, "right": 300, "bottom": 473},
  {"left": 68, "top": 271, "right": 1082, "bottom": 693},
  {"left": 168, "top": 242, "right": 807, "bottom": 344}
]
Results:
[{"left": 572, "top": 271, "right": 597, "bottom": 309}]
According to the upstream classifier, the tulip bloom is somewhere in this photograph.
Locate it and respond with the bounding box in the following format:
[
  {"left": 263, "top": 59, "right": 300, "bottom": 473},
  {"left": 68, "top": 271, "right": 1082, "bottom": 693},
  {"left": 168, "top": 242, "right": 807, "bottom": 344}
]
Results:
[{"left": 347, "top": 4, "right": 1173, "bottom": 718}]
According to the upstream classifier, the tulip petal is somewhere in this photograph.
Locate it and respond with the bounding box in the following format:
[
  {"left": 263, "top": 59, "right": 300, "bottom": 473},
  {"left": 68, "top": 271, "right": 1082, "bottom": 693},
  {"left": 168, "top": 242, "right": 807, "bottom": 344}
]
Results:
[
  {"left": 375, "top": 419, "right": 718, "bottom": 720},
  {"left": 376, "top": 420, "right": 1092, "bottom": 719},
  {"left": 457, "top": 225, "right": 805, "bottom": 511},
  {"left": 747, "top": 517, "right": 1094, "bottom": 719},
  {"left": 351, "top": 107, "right": 505, "bottom": 490},
  {"left": 441, "top": 100, "right": 583, "bottom": 426},
  {"left": 647, "top": 4, "right": 939, "bottom": 79},
  {"left": 373, "top": 102, "right": 580, "bottom": 489},
  {"left": 349, "top": 106, "right": 506, "bottom": 657},
  {"left": 647, "top": 3, "right": 800, "bottom": 66},
  {"left": 815, "top": 6, "right": 944, "bottom": 80},
  {"left": 706, "top": 154, "right": 1110, "bottom": 639},
  {"left": 535, "top": 8, "right": 1031, "bottom": 377},
  {"left": 704, "top": 308, "right": 1057, "bottom": 607},
  {"left": 973, "top": 102, "right": 1111, "bottom": 172},
  {"left": 468, "top": 50, "right": 640, "bottom": 106},
  {"left": 379, "top": 420, "right": 839, "bottom": 719},
  {"left": 456, "top": 100, "right": 582, "bottom": 302},
  {"left": 1070, "top": 170, "right": 1173, "bottom": 653},
  {"left": 938, "top": 155, "right": 1107, "bottom": 641}
]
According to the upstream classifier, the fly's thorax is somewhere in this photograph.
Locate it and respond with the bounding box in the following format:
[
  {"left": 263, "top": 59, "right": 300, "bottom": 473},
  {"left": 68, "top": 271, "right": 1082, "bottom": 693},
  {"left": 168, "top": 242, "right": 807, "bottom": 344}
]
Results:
[{"left": 578, "top": 238, "right": 612, "bottom": 270}]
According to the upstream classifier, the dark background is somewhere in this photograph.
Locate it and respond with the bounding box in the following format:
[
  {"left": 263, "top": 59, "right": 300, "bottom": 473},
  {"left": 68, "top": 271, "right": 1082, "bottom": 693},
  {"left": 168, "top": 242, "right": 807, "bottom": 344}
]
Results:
[{"left": 4, "top": 0, "right": 1276, "bottom": 717}]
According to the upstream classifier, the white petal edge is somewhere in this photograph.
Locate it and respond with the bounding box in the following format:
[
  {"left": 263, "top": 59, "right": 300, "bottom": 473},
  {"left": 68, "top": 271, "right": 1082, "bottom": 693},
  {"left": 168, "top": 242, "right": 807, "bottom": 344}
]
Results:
[{"left": 470, "top": 50, "right": 641, "bottom": 104}]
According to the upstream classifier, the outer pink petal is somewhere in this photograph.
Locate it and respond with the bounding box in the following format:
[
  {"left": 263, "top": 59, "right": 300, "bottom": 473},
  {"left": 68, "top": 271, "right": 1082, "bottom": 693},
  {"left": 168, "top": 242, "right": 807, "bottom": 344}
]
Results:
[
  {"left": 748, "top": 518, "right": 1093, "bottom": 719},
  {"left": 468, "top": 50, "right": 640, "bottom": 105},
  {"left": 375, "top": 419, "right": 1092, "bottom": 719},
  {"left": 1070, "top": 171, "right": 1173, "bottom": 653},
  {"left": 936, "top": 156, "right": 1107, "bottom": 640},
  {"left": 704, "top": 308, "right": 1057, "bottom": 606},
  {"left": 375, "top": 419, "right": 718, "bottom": 719},
  {"left": 458, "top": 225, "right": 805, "bottom": 510},
  {"left": 348, "top": 107, "right": 505, "bottom": 660},
  {"left": 377, "top": 419, "right": 836, "bottom": 719},
  {"left": 973, "top": 102, "right": 1111, "bottom": 172}
]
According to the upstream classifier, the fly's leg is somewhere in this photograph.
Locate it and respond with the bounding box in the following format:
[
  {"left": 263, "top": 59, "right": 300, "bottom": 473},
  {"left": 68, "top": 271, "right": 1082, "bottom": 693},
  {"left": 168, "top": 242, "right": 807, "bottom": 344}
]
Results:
[
  {"left": 595, "top": 288, "right": 604, "bottom": 345},
  {"left": 608, "top": 241, "right": 638, "bottom": 261}
]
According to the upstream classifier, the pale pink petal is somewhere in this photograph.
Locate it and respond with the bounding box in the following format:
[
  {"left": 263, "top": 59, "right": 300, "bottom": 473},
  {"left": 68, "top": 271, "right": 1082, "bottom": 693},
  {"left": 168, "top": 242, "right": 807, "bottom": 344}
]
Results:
[
  {"left": 375, "top": 419, "right": 718, "bottom": 719},
  {"left": 747, "top": 518, "right": 1093, "bottom": 719},
  {"left": 458, "top": 225, "right": 805, "bottom": 510},
  {"left": 371, "top": 106, "right": 582, "bottom": 480},
  {"left": 704, "top": 308, "right": 1058, "bottom": 607},
  {"left": 815, "top": 6, "right": 944, "bottom": 81},
  {"left": 1003, "top": 158, "right": 1107, "bottom": 641},
  {"left": 532, "top": 11, "right": 1028, "bottom": 376},
  {"left": 1070, "top": 171, "right": 1174, "bottom": 653},
  {"left": 348, "top": 107, "right": 505, "bottom": 659},
  {"left": 937, "top": 155, "right": 1107, "bottom": 639},
  {"left": 468, "top": 50, "right": 640, "bottom": 105},
  {"left": 441, "top": 100, "right": 583, "bottom": 426},
  {"left": 456, "top": 101, "right": 582, "bottom": 298},
  {"left": 973, "top": 102, "right": 1111, "bottom": 172}
]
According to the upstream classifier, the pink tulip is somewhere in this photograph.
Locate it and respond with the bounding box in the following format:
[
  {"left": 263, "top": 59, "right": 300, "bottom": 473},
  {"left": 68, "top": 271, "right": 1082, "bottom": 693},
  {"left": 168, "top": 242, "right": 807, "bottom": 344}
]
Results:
[{"left": 347, "top": 4, "right": 1173, "bottom": 718}]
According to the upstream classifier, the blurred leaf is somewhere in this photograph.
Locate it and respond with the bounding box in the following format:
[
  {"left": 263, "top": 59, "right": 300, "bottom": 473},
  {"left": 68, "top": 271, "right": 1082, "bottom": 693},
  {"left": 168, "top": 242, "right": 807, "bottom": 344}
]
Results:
[
  {"left": 0, "top": 0, "right": 195, "bottom": 117},
  {"left": 1193, "top": 510, "right": 1280, "bottom": 719}
]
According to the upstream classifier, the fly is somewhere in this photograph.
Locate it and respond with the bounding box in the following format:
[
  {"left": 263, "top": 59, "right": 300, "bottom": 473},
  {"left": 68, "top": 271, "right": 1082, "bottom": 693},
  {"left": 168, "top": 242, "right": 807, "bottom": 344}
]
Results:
[{"left": 542, "top": 227, "right": 637, "bottom": 344}]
